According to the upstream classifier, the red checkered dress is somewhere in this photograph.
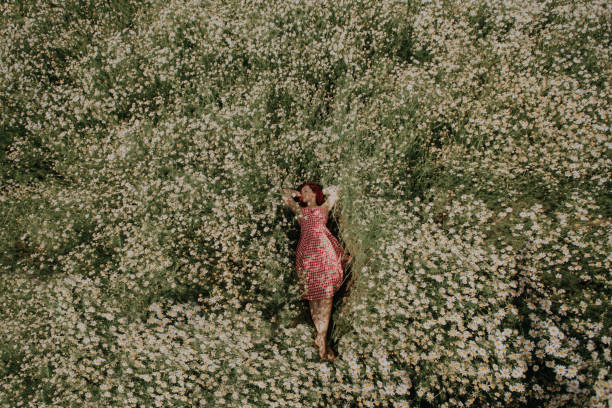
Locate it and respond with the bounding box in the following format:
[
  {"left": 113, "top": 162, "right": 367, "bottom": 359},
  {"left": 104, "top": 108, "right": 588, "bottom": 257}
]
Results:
[{"left": 296, "top": 206, "right": 345, "bottom": 300}]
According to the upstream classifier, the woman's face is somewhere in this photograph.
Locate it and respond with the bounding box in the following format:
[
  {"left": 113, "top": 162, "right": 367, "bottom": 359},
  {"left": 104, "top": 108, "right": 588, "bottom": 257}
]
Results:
[{"left": 300, "top": 185, "right": 316, "bottom": 205}]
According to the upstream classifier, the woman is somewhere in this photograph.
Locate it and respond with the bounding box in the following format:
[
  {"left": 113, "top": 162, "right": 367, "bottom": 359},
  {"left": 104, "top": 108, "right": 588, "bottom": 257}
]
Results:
[{"left": 282, "top": 182, "right": 351, "bottom": 361}]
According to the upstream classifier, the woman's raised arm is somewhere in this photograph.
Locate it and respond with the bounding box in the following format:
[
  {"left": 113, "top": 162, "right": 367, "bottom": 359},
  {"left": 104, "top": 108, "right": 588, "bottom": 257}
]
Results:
[
  {"left": 322, "top": 186, "right": 339, "bottom": 212},
  {"left": 282, "top": 188, "right": 300, "bottom": 214}
]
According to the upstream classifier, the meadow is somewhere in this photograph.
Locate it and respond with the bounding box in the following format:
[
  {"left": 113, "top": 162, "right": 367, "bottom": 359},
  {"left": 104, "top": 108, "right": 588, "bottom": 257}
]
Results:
[{"left": 0, "top": 0, "right": 610, "bottom": 406}]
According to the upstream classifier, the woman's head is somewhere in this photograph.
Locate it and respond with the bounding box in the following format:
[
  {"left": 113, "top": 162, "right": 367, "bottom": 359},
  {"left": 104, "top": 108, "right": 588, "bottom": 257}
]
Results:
[{"left": 297, "top": 182, "right": 324, "bottom": 207}]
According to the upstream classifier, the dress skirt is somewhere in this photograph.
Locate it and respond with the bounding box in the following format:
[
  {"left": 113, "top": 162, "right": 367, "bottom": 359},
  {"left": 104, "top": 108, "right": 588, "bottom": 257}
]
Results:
[{"left": 295, "top": 206, "right": 345, "bottom": 300}]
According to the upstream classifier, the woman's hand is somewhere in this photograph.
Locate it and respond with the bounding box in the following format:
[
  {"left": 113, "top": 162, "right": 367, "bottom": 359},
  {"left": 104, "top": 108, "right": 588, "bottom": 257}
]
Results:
[
  {"left": 282, "top": 188, "right": 300, "bottom": 214},
  {"left": 323, "top": 185, "right": 338, "bottom": 197},
  {"left": 282, "top": 188, "right": 301, "bottom": 200}
]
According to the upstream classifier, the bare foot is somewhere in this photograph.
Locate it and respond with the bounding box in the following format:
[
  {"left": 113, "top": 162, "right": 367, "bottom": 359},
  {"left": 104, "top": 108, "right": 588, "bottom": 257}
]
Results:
[
  {"left": 314, "top": 335, "right": 337, "bottom": 361},
  {"left": 322, "top": 348, "right": 337, "bottom": 362}
]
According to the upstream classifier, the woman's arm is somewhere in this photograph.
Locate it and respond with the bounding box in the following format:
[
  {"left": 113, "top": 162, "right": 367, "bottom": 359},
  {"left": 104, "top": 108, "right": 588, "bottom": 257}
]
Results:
[
  {"left": 282, "top": 188, "right": 300, "bottom": 214},
  {"left": 322, "top": 186, "right": 339, "bottom": 212}
]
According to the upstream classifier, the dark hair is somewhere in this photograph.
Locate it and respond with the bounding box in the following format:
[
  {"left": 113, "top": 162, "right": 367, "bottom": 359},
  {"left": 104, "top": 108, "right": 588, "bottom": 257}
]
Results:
[{"left": 297, "top": 182, "right": 324, "bottom": 207}]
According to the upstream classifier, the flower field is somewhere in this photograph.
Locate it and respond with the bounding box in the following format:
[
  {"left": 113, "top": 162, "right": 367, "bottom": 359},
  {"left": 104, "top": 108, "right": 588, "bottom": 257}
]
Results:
[{"left": 0, "top": 0, "right": 610, "bottom": 406}]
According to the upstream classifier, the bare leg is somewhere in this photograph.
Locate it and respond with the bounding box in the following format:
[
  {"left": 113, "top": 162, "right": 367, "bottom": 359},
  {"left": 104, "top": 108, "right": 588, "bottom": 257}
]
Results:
[{"left": 309, "top": 297, "right": 336, "bottom": 361}]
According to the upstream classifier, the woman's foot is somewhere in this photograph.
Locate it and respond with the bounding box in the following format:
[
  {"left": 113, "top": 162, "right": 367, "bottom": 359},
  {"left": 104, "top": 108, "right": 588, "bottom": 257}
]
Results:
[
  {"left": 314, "top": 334, "right": 336, "bottom": 361},
  {"left": 322, "top": 347, "right": 337, "bottom": 362}
]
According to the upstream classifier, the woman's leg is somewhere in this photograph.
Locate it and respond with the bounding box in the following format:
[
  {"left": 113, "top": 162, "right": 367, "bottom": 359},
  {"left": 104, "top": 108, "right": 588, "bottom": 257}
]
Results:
[{"left": 309, "top": 297, "right": 336, "bottom": 361}]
